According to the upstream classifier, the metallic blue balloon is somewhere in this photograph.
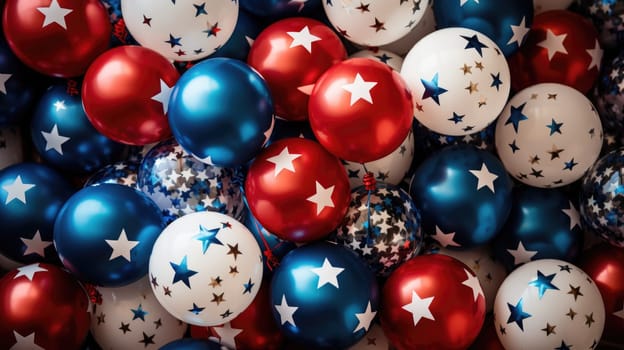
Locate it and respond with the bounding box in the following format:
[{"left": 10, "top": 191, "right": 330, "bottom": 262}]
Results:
[
  {"left": 168, "top": 58, "right": 274, "bottom": 167},
  {"left": 84, "top": 161, "right": 138, "bottom": 188},
  {"left": 270, "top": 241, "right": 379, "bottom": 348},
  {"left": 160, "top": 339, "right": 221, "bottom": 350},
  {"left": 210, "top": 9, "right": 263, "bottom": 61},
  {"left": 240, "top": 0, "right": 322, "bottom": 18},
  {"left": 54, "top": 183, "right": 165, "bottom": 286},
  {"left": 433, "top": 0, "right": 534, "bottom": 57},
  {"left": 409, "top": 144, "right": 513, "bottom": 248},
  {"left": 0, "top": 162, "right": 74, "bottom": 264},
  {"left": 30, "top": 82, "right": 125, "bottom": 174},
  {"left": 493, "top": 185, "right": 583, "bottom": 272}
]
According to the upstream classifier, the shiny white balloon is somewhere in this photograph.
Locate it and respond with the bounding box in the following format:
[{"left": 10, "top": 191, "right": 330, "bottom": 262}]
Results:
[{"left": 379, "top": 0, "right": 436, "bottom": 56}]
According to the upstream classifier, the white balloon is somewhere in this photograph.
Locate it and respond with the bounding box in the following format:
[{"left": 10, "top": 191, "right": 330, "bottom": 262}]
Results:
[
  {"left": 348, "top": 322, "right": 390, "bottom": 349},
  {"left": 379, "top": 0, "right": 436, "bottom": 56},
  {"left": 149, "top": 211, "right": 263, "bottom": 326},
  {"left": 350, "top": 49, "right": 404, "bottom": 72},
  {"left": 400, "top": 27, "right": 511, "bottom": 136},
  {"left": 0, "top": 126, "right": 23, "bottom": 170},
  {"left": 534, "top": 0, "right": 574, "bottom": 14},
  {"left": 493, "top": 259, "right": 605, "bottom": 350},
  {"left": 495, "top": 83, "right": 603, "bottom": 188},
  {"left": 121, "top": 0, "right": 238, "bottom": 61}
]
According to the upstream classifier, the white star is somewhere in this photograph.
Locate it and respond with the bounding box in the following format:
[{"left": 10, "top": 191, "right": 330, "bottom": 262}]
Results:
[
  {"left": 53, "top": 100, "right": 66, "bottom": 111},
  {"left": 586, "top": 39, "right": 603, "bottom": 71},
  {"left": 353, "top": 301, "right": 377, "bottom": 333},
  {"left": 36, "top": 0, "right": 73, "bottom": 30},
  {"left": 20, "top": 230, "right": 52, "bottom": 257},
  {"left": 401, "top": 290, "right": 435, "bottom": 326},
  {"left": 14, "top": 263, "right": 47, "bottom": 281},
  {"left": 342, "top": 73, "right": 378, "bottom": 106},
  {"left": 245, "top": 35, "right": 255, "bottom": 47},
  {"left": 310, "top": 257, "right": 344, "bottom": 289},
  {"left": 469, "top": 162, "right": 498, "bottom": 193},
  {"left": 613, "top": 304, "right": 624, "bottom": 319},
  {"left": 506, "top": 241, "right": 538, "bottom": 266},
  {"left": 460, "top": 0, "right": 479, "bottom": 5},
  {"left": 297, "top": 83, "right": 315, "bottom": 95},
  {"left": 274, "top": 294, "right": 298, "bottom": 326},
  {"left": 0, "top": 73, "right": 11, "bottom": 94},
  {"left": 461, "top": 269, "right": 484, "bottom": 302},
  {"left": 267, "top": 147, "right": 301, "bottom": 177},
  {"left": 41, "top": 124, "right": 70, "bottom": 155},
  {"left": 151, "top": 79, "right": 174, "bottom": 114},
  {"left": 10, "top": 331, "right": 44, "bottom": 350},
  {"left": 287, "top": 26, "right": 321, "bottom": 53},
  {"left": 104, "top": 229, "right": 139, "bottom": 262},
  {"left": 431, "top": 225, "right": 461, "bottom": 248},
  {"left": 3, "top": 175, "right": 36, "bottom": 205},
  {"left": 213, "top": 322, "right": 243, "bottom": 349},
  {"left": 263, "top": 116, "right": 275, "bottom": 146},
  {"left": 507, "top": 16, "right": 530, "bottom": 47},
  {"left": 562, "top": 200, "right": 581, "bottom": 230},
  {"left": 537, "top": 29, "right": 568, "bottom": 61},
  {"left": 306, "top": 181, "right": 335, "bottom": 215},
  {"left": 288, "top": 0, "right": 308, "bottom": 12}
]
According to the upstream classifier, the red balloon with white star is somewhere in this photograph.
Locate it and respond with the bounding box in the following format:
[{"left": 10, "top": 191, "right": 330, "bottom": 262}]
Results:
[
  {"left": 244, "top": 137, "right": 351, "bottom": 243},
  {"left": 380, "top": 254, "right": 486, "bottom": 350},
  {"left": 247, "top": 17, "right": 346, "bottom": 121},
  {"left": 308, "top": 57, "right": 413, "bottom": 163},
  {"left": 0, "top": 263, "right": 90, "bottom": 350},
  {"left": 2, "top": 0, "right": 111, "bottom": 77},
  {"left": 507, "top": 9, "right": 603, "bottom": 94}
]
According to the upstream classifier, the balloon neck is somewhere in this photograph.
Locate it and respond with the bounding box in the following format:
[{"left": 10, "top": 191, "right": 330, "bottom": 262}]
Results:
[
  {"left": 264, "top": 249, "right": 280, "bottom": 271},
  {"left": 84, "top": 283, "right": 102, "bottom": 305},
  {"left": 363, "top": 172, "right": 376, "bottom": 191}
]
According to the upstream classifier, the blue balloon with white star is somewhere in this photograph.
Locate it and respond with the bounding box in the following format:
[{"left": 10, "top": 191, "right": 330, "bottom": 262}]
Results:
[
  {"left": 160, "top": 338, "right": 222, "bottom": 350},
  {"left": 209, "top": 9, "right": 263, "bottom": 61},
  {"left": 492, "top": 185, "right": 584, "bottom": 272},
  {"left": 433, "top": 0, "right": 534, "bottom": 57},
  {"left": 0, "top": 162, "right": 74, "bottom": 264},
  {"left": 30, "top": 82, "right": 125, "bottom": 174},
  {"left": 168, "top": 58, "right": 274, "bottom": 168},
  {"left": 54, "top": 183, "right": 165, "bottom": 287},
  {"left": 240, "top": 0, "right": 322, "bottom": 19},
  {"left": 409, "top": 144, "right": 513, "bottom": 248},
  {"left": 270, "top": 241, "right": 379, "bottom": 349}
]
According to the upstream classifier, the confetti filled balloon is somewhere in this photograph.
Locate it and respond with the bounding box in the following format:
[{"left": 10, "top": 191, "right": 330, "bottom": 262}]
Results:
[
  {"left": 593, "top": 51, "right": 624, "bottom": 134},
  {"left": 84, "top": 161, "right": 139, "bottom": 188},
  {"left": 2, "top": 0, "right": 111, "bottom": 77},
  {"left": 350, "top": 49, "right": 404, "bottom": 72},
  {"left": 578, "top": 0, "right": 624, "bottom": 50},
  {"left": 121, "top": 0, "right": 239, "bottom": 61},
  {"left": 149, "top": 211, "right": 264, "bottom": 326},
  {"left": 495, "top": 83, "right": 603, "bottom": 188},
  {"left": 493, "top": 259, "right": 605, "bottom": 350},
  {"left": 400, "top": 27, "right": 511, "bottom": 136},
  {"left": 380, "top": 254, "right": 486, "bottom": 350}
]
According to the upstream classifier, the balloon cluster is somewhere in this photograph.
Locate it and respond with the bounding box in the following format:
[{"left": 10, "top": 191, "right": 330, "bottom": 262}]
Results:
[{"left": 2, "top": 0, "right": 624, "bottom": 349}]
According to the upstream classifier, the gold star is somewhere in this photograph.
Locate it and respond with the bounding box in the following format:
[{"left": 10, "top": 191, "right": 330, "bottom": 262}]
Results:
[
  {"left": 475, "top": 61, "right": 485, "bottom": 70},
  {"left": 227, "top": 243, "right": 242, "bottom": 260},
  {"left": 209, "top": 276, "right": 222, "bottom": 288},
  {"left": 568, "top": 284, "right": 583, "bottom": 301},
  {"left": 541, "top": 323, "right": 556, "bottom": 336},
  {"left": 211, "top": 292, "right": 225, "bottom": 306},
  {"left": 460, "top": 63, "right": 472, "bottom": 74},
  {"left": 465, "top": 81, "right": 479, "bottom": 94}
]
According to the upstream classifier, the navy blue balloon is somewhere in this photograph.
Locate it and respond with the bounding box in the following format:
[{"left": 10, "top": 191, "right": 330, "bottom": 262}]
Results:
[
  {"left": 240, "top": 0, "right": 322, "bottom": 19},
  {"left": 210, "top": 9, "right": 263, "bottom": 61},
  {"left": 54, "top": 183, "right": 165, "bottom": 286},
  {"left": 493, "top": 185, "right": 583, "bottom": 272},
  {"left": 434, "top": 0, "right": 534, "bottom": 57},
  {"left": 160, "top": 338, "right": 222, "bottom": 350},
  {"left": 0, "top": 162, "right": 74, "bottom": 264},
  {"left": 30, "top": 82, "right": 124, "bottom": 174},
  {"left": 168, "top": 58, "right": 274, "bottom": 167},
  {"left": 409, "top": 144, "right": 513, "bottom": 248},
  {"left": 270, "top": 241, "right": 379, "bottom": 349}
]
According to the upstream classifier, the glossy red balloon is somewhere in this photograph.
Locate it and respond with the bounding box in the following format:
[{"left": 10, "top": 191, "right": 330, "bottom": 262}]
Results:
[
  {"left": 0, "top": 263, "right": 90, "bottom": 350},
  {"left": 247, "top": 17, "right": 346, "bottom": 121},
  {"left": 508, "top": 9, "right": 602, "bottom": 94},
  {"left": 577, "top": 243, "right": 624, "bottom": 345},
  {"left": 468, "top": 315, "right": 504, "bottom": 350},
  {"left": 308, "top": 57, "right": 413, "bottom": 163},
  {"left": 82, "top": 45, "right": 179, "bottom": 145},
  {"left": 3, "top": 0, "right": 111, "bottom": 77},
  {"left": 380, "top": 254, "right": 486, "bottom": 350},
  {"left": 245, "top": 137, "right": 350, "bottom": 243}
]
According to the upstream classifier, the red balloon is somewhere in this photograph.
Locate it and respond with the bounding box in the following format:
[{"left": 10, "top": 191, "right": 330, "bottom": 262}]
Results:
[
  {"left": 468, "top": 315, "right": 504, "bottom": 350},
  {"left": 308, "top": 57, "right": 413, "bottom": 163},
  {"left": 577, "top": 243, "right": 624, "bottom": 346},
  {"left": 0, "top": 263, "right": 90, "bottom": 350},
  {"left": 2, "top": 0, "right": 111, "bottom": 78},
  {"left": 380, "top": 254, "right": 486, "bottom": 350},
  {"left": 247, "top": 17, "right": 346, "bottom": 121},
  {"left": 245, "top": 137, "right": 351, "bottom": 243},
  {"left": 508, "top": 9, "right": 602, "bottom": 94},
  {"left": 82, "top": 45, "right": 179, "bottom": 145}
]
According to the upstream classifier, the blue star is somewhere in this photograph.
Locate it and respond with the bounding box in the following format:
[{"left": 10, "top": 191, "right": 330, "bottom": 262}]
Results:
[
  {"left": 188, "top": 303, "right": 205, "bottom": 315},
  {"left": 420, "top": 73, "right": 448, "bottom": 105},
  {"left": 490, "top": 72, "right": 503, "bottom": 91},
  {"left": 193, "top": 3, "right": 207, "bottom": 16},
  {"left": 448, "top": 112, "right": 464, "bottom": 124},
  {"left": 131, "top": 304, "right": 149, "bottom": 321},
  {"left": 546, "top": 118, "right": 564, "bottom": 135},
  {"left": 243, "top": 278, "right": 255, "bottom": 294},
  {"left": 375, "top": 53, "right": 392, "bottom": 64},
  {"left": 165, "top": 34, "right": 182, "bottom": 48},
  {"left": 326, "top": 0, "right": 333, "bottom": 5},
  {"left": 509, "top": 139, "right": 520, "bottom": 153},
  {"left": 555, "top": 340, "right": 571, "bottom": 350},
  {"left": 563, "top": 158, "right": 578, "bottom": 171},
  {"left": 170, "top": 255, "right": 198, "bottom": 288},
  {"left": 507, "top": 298, "right": 531, "bottom": 331},
  {"left": 194, "top": 224, "right": 223, "bottom": 254},
  {"left": 528, "top": 270, "right": 559, "bottom": 299},
  {"left": 461, "top": 34, "right": 488, "bottom": 57},
  {"left": 505, "top": 102, "right": 528, "bottom": 133}
]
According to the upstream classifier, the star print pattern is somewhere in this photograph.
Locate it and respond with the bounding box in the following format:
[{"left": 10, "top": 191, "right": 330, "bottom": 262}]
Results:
[
  {"left": 402, "top": 290, "right": 435, "bottom": 326},
  {"left": 306, "top": 181, "right": 335, "bottom": 215},
  {"left": 537, "top": 29, "right": 568, "bottom": 61},
  {"left": 469, "top": 162, "right": 498, "bottom": 193},
  {"left": 20, "top": 230, "right": 52, "bottom": 257},
  {"left": 341, "top": 73, "right": 378, "bottom": 106},
  {"left": 3, "top": 175, "right": 36, "bottom": 205},
  {"left": 105, "top": 228, "right": 140, "bottom": 262},
  {"left": 287, "top": 26, "right": 321, "bottom": 53},
  {"left": 40, "top": 124, "right": 70, "bottom": 155},
  {"left": 310, "top": 257, "right": 344, "bottom": 289},
  {"left": 37, "top": 0, "right": 73, "bottom": 30}
]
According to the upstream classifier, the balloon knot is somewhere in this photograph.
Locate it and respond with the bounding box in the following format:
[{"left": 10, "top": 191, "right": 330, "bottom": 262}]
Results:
[
  {"left": 264, "top": 249, "right": 279, "bottom": 271},
  {"left": 363, "top": 172, "right": 376, "bottom": 191}
]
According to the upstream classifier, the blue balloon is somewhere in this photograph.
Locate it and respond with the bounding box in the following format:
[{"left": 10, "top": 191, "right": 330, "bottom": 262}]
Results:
[
  {"left": 0, "top": 162, "right": 74, "bottom": 264},
  {"left": 210, "top": 9, "right": 263, "bottom": 61},
  {"left": 409, "top": 144, "right": 513, "bottom": 248},
  {"left": 160, "top": 338, "right": 222, "bottom": 350},
  {"left": 433, "top": 0, "right": 534, "bottom": 57},
  {"left": 168, "top": 58, "right": 274, "bottom": 167},
  {"left": 270, "top": 241, "right": 379, "bottom": 348},
  {"left": 493, "top": 185, "right": 583, "bottom": 272},
  {"left": 30, "top": 82, "right": 125, "bottom": 174},
  {"left": 84, "top": 161, "right": 138, "bottom": 188},
  {"left": 240, "top": 0, "right": 322, "bottom": 19},
  {"left": 54, "top": 183, "right": 165, "bottom": 286}
]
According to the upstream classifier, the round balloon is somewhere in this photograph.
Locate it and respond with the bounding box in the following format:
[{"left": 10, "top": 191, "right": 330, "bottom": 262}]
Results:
[
  {"left": 593, "top": 51, "right": 624, "bottom": 134},
  {"left": 400, "top": 27, "right": 511, "bottom": 136},
  {"left": 577, "top": 0, "right": 624, "bottom": 50},
  {"left": 378, "top": 0, "right": 436, "bottom": 56},
  {"left": 349, "top": 49, "right": 404, "bottom": 72},
  {"left": 84, "top": 161, "right": 138, "bottom": 188},
  {"left": 495, "top": 83, "right": 603, "bottom": 188},
  {"left": 210, "top": 9, "right": 262, "bottom": 61},
  {"left": 424, "top": 120, "right": 496, "bottom": 153}
]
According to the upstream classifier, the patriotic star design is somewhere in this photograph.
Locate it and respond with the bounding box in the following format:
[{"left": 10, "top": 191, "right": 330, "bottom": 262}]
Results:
[
  {"left": 546, "top": 118, "right": 564, "bottom": 135},
  {"left": 561, "top": 201, "right": 580, "bottom": 229},
  {"left": 507, "top": 241, "right": 538, "bottom": 266},
  {"left": 505, "top": 102, "right": 528, "bottom": 133},
  {"left": 193, "top": 2, "right": 207, "bottom": 16},
  {"left": 507, "top": 16, "right": 530, "bottom": 47},
  {"left": 461, "top": 34, "right": 488, "bottom": 57},
  {"left": 507, "top": 298, "right": 531, "bottom": 331},
  {"left": 151, "top": 79, "right": 174, "bottom": 114},
  {"left": 0, "top": 73, "right": 12, "bottom": 94},
  {"left": 613, "top": 304, "right": 624, "bottom": 319},
  {"left": 170, "top": 255, "right": 198, "bottom": 288},
  {"left": 460, "top": 0, "right": 479, "bottom": 5},
  {"left": 287, "top": 26, "right": 321, "bottom": 53},
  {"left": 342, "top": 73, "right": 378, "bottom": 106},
  {"left": 14, "top": 263, "right": 47, "bottom": 281},
  {"left": 420, "top": 73, "right": 447, "bottom": 105},
  {"left": 3, "top": 175, "right": 36, "bottom": 205},
  {"left": 131, "top": 303, "right": 149, "bottom": 321},
  {"left": 528, "top": 270, "right": 559, "bottom": 299},
  {"left": 41, "top": 124, "right": 70, "bottom": 155},
  {"left": 431, "top": 225, "right": 461, "bottom": 248},
  {"left": 310, "top": 258, "right": 344, "bottom": 289},
  {"left": 105, "top": 229, "right": 140, "bottom": 262},
  {"left": 165, "top": 34, "right": 182, "bottom": 48},
  {"left": 353, "top": 301, "right": 377, "bottom": 333},
  {"left": 266, "top": 147, "right": 301, "bottom": 177},
  {"left": 11, "top": 331, "right": 44, "bottom": 350},
  {"left": 401, "top": 290, "right": 435, "bottom": 326},
  {"left": 585, "top": 39, "right": 603, "bottom": 71},
  {"left": 194, "top": 224, "right": 223, "bottom": 254},
  {"left": 469, "top": 162, "right": 498, "bottom": 193},
  {"left": 537, "top": 29, "right": 568, "bottom": 61},
  {"left": 461, "top": 269, "right": 484, "bottom": 301},
  {"left": 20, "top": 230, "right": 52, "bottom": 257},
  {"left": 306, "top": 181, "right": 335, "bottom": 215},
  {"left": 213, "top": 322, "right": 243, "bottom": 349},
  {"left": 274, "top": 295, "right": 298, "bottom": 326},
  {"left": 37, "top": 0, "right": 73, "bottom": 30}
]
